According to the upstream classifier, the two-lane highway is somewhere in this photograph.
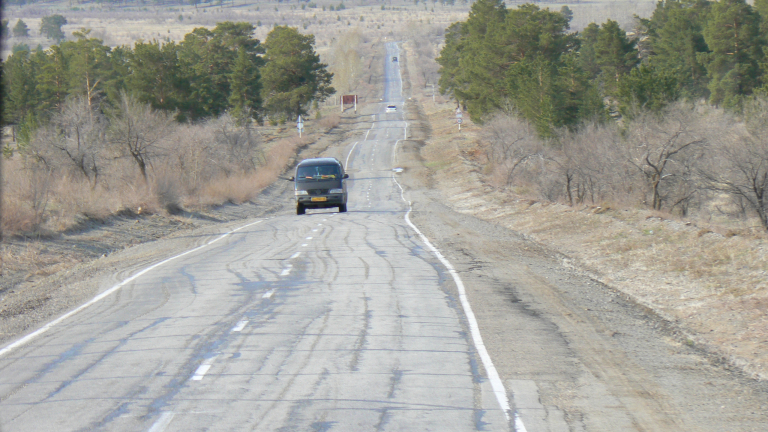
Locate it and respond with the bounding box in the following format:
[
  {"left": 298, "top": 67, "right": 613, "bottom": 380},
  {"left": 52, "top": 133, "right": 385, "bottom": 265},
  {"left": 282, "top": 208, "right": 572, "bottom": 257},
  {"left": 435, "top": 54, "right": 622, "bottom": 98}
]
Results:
[{"left": 0, "top": 43, "right": 515, "bottom": 431}]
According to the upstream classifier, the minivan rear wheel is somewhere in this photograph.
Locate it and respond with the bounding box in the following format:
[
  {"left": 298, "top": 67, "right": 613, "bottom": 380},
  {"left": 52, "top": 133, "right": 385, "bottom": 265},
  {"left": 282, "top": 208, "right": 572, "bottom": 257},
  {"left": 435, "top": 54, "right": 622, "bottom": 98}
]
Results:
[{"left": 297, "top": 204, "right": 306, "bottom": 215}]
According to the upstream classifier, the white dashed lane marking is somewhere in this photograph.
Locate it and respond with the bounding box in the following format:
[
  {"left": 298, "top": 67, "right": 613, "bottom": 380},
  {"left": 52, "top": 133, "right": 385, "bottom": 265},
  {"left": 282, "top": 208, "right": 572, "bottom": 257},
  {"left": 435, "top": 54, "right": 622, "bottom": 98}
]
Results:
[
  {"left": 191, "top": 355, "right": 219, "bottom": 381},
  {"left": 280, "top": 266, "right": 292, "bottom": 276},
  {"left": 231, "top": 318, "right": 248, "bottom": 332},
  {"left": 290, "top": 252, "right": 301, "bottom": 259},
  {"left": 148, "top": 412, "right": 175, "bottom": 432},
  {"left": 263, "top": 290, "right": 275, "bottom": 299},
  {"left": 192, "top": 365, "right": 211, "bottom": 381}
]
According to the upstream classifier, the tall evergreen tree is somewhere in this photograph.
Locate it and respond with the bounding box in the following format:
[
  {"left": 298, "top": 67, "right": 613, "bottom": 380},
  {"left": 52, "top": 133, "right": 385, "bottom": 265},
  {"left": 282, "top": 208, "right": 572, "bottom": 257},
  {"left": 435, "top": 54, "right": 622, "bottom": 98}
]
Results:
[
  {"left": 40, "top": 14, "right": 68, "bottom": 41},
  {"left": 700, "top": 0, "right": 764, "bottom": 108},
  {"left": 60, "top": 29, "right": 113, "bottom": 112},
  {"left": 594, "top": 20, "right": 639, "bottom": 93},
  {"left": 436, "top": 21, "right": 466, "bottom": 105},
  {"left": 645, "top": 0, "right": 711, "bottom": 99},
  {"left": 127, "top": 40, "right": 183, "bottom": 112},
  {"left": 12, "top": 19, "right": 29, "bottom": 38},
  {"left": 228, "top": 47, "right": 262, "bottom": 123},
  {"left": 260, "top": 26, "right": 334, "bottom": 120},
  {"left": 35, "top": 45, "right": 69, "bottom": 114},
  {"left": 577, "top": 23, "right": 602, "bottom": 79},
  {"left": 456, "top": 0, "right": 508, "bottom": 119},
  {"left": 178, "top": 22, "right": 263, "bottom": 120},
  {"left": 616, "top": 62, "right": 680, "bottom": 117}
]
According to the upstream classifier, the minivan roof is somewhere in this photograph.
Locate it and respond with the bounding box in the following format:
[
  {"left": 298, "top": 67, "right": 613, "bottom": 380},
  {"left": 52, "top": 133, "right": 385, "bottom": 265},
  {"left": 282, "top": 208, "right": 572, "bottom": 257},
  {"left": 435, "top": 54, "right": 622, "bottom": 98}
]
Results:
[{"left": 297, "top": 157, "right": 342, "bottom": 167}]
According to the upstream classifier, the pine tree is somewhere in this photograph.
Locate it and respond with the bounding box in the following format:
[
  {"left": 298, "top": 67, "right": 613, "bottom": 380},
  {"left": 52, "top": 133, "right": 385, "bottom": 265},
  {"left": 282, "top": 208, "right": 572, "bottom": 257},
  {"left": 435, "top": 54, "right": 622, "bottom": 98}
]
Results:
[
  {"left": 12, "top": 19, "right": 29, "bottom": 38},
  {"left": 594, "top": 20, "right": 639, "bottom": 94},
  {"left": 700, "top": 0, "right": 764, "bottom": 108},
  {"left": 60, "top": 29, "right": 113, "bottom": 112},
  {"left": 178, "top": 22, "right": 264, "bottom": 120},
  {"left": 127, "top": 40, "right": 183, "bottom": 112},
  {"left": 228, "top": 47, "right": 262, "bottom": 123},
  {"left": 646, "top": 0, "right": 711, "bottom": 99},
  {"left": 2, "top": 48, "right": 38, "bottom": 125},
  {"left": 452, "top": 0, "right": 507, "bottom": 119},
  {"left": 616, "top": 62, "right": 680, "bottom": 117},
  {"left": 40, "top": 14, "right": 68, "bottom": 42},
  {"left": 436, "top": 22, "right": 466, "bottom": 103},
  {"left": 577, "top": 23, "right": 602, "bottom": 79},
  {"left": 260, "top": 26, "right": 334, "bottom": 120},
  {"left": 35, "top": 45, "right": 69, "bottom": 114}
]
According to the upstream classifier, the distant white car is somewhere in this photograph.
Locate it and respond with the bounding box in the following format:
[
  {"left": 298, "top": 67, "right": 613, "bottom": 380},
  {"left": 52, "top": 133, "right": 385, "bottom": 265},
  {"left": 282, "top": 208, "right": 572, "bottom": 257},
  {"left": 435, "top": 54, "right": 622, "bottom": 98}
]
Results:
[{"left": 386, "top": 105, "right": 397, "bottom": 113}]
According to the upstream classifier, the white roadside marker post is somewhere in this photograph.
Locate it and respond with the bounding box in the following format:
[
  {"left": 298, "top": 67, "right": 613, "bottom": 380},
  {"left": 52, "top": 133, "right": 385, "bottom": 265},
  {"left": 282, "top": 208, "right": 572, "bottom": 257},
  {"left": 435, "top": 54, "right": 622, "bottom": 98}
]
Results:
[
  {"left": 456, "top": 107, "right": 463, "bottom": 132},
  {"left": 297, "top": 115, "right": 304, "bottom": 138}
]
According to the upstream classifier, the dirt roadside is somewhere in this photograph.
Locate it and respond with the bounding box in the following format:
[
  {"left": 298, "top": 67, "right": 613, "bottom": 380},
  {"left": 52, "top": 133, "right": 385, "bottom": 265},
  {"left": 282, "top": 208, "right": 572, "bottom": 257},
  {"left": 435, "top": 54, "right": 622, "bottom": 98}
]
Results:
[{"left": 392, "top": 100, "right": 768, "bottom": 431}]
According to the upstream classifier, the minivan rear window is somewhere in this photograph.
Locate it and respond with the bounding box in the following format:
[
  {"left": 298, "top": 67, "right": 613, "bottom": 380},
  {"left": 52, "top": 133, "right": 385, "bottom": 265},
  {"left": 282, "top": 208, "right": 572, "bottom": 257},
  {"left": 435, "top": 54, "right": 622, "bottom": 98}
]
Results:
[{"left": 297, "top": 165, "right": 341, "bottom": 180}]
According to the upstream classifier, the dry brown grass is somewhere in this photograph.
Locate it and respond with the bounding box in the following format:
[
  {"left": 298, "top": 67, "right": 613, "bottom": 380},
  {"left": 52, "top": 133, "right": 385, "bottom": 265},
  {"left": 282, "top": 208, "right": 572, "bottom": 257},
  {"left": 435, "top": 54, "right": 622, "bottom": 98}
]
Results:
[{"left": 1, "top": 112, "right": 324, "bottom": 237}]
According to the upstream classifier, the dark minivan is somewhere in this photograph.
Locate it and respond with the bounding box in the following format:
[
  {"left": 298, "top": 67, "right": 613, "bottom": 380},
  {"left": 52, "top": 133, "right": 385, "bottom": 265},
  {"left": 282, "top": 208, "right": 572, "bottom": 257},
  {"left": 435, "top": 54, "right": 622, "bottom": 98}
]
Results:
[{"left": 289, "top": 157, "right": 349, "bottom": 215}]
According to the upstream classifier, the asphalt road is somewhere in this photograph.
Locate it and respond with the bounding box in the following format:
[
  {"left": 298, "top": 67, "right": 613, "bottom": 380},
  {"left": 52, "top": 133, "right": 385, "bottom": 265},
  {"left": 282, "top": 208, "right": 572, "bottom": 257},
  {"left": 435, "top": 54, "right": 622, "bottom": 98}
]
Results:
[{"left": 0, "top": 43, "right": 515, "bottom": 431}]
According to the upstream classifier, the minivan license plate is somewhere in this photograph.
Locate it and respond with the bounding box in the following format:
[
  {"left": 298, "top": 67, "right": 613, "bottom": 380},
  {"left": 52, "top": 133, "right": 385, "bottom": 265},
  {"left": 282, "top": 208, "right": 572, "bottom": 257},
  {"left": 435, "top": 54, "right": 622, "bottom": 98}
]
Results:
[{"left": 311, "top": 197, "right": 327, "bottom": 202}]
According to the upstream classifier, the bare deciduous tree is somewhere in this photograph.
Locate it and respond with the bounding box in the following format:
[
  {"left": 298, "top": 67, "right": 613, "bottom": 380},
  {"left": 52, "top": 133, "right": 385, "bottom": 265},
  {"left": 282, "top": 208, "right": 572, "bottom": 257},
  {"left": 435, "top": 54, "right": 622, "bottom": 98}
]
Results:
[
  {"left": 623, "top": 102, "right": 709, "bottom": 211},
  {"left": 701, "top": 98, "right": 768, "bottom": 230},
  {"left": 108, "top": 93, "right": 176, "bottom": 182},
  {"left": 211, "top": 113, "right": 263, "bottom": 173},
  {"left": 553, "top": 122, "right": 629, "bottom": 206},
  {"left": 328, "top": 29, "right": 363, "bottom": 96},
  {"left": 482, "top": 112, "right": 543, "bottom": 187},
  {"left": 31, "top": 96, "right": 107, "bottom": 187}
]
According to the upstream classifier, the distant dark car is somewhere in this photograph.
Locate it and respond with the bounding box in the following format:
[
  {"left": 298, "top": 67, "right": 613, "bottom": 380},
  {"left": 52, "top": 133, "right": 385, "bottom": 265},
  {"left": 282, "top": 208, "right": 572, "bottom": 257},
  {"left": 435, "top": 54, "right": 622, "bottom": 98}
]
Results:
[
  {"left": 392, "top": 56, "right": 397, "bottom": 62},
  {"left": 289, "top": 158, "right": 349, "bottom": 215}
]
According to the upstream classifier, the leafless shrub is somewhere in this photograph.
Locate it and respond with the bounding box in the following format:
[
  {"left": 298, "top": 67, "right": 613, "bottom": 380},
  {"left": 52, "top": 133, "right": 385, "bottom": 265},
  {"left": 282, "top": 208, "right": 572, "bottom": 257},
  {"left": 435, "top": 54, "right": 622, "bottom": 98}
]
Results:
[
  {"left": 153, "top": 169, "right": 183, "bottom": 214},
  {"left": 29, "top": 96, "right": 108, "bottom": 187},
  {"left": 317, "top": 113, "right": 341, "bottom": 130},
  {"left": 328, "top": 29, "right": 364, "bottom": 95},
  {"left": 700, "top": 98, "right": 768, "bottom": 230},
  {"left": 108, "top": 92, "right": 177, "bottom": 182},
  {"left": 210, "top": 113, "right": 264, "bottom": 174},
  {"left": 622, "top": 102, "right": 711, "bottom": 212},
  {"left": 550, "top": 122, "right": 631, "bottom": 206},
  {"left": 481, "top": 112, "right": 544, "bottom": 188}
]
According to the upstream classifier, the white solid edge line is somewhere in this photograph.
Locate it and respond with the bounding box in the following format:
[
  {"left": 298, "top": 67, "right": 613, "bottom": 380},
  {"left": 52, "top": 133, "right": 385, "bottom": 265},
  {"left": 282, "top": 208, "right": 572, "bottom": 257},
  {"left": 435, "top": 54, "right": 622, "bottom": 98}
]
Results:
[
  {"left": 148, "top": 411, "right": 175, "bottom": 432},
  {"left": 0, "top": 219, "right": 265, "bottom": 359},
  {"left": 391, "top": 123, "right": 526, "bottom": 431}
]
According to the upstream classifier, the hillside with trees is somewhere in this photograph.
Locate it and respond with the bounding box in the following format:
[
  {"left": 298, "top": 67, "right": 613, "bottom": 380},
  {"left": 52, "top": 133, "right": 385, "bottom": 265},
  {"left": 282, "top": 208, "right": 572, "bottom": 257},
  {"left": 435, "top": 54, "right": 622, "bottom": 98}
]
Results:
[{"left": 436, "top": 0, "right": 768, "bottom": 231}]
